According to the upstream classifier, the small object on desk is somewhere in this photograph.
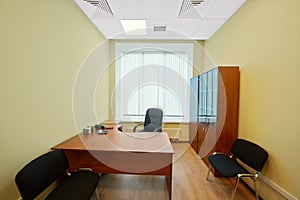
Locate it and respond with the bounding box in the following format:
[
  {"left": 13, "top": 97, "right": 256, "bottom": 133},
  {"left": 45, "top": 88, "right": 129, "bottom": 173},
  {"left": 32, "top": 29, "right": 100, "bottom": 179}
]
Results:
[
  {"left": 95, "top": 124, "right": 105, "bottom": 131},
  {"left": 95, "top": 124, "right": 100, "bottom": 130},
  {"left": 98, "top": 129, "right": 108, "bottom": 135},
  {"left": 83, "top": 127, "right": 93, "bottom": 134},
  {"left": 87, "top": 126, "right": 94, "bottom": 132}
]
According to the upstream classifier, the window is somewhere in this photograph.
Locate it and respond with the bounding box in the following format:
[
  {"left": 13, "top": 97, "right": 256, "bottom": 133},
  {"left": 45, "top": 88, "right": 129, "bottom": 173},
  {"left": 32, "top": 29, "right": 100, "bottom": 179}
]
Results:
[{"left": 115, "top": 43, "right": 193, "bottom": 122}]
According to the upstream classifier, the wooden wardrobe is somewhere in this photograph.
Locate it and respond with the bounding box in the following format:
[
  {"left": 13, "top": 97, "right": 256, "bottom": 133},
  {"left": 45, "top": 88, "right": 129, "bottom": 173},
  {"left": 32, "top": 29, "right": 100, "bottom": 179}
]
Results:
[{"left": 189, "top": 66, "right": 240, "bottom": 174}]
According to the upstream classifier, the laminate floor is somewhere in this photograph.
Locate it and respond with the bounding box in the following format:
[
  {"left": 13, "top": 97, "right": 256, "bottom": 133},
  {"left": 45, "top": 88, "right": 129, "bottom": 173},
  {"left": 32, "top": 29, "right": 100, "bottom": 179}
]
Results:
[{"left": 93, "top": 143, "right": 256, "bottom": 200}]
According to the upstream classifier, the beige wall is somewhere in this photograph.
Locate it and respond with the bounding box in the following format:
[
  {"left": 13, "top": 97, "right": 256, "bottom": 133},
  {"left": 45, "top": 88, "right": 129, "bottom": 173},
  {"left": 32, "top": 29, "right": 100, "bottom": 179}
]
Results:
[
  {"left": 0, "top": 1, "right": 109, "bottom": 199},
  {"left": 203, "top": 0, "right": 300, "bottom": 199}
]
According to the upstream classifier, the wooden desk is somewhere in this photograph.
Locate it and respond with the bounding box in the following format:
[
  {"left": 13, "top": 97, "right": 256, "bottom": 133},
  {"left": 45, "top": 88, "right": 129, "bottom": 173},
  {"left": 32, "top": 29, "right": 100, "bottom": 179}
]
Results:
[{"left": 52, "top": 125, "right": 174, "bottom": 199}]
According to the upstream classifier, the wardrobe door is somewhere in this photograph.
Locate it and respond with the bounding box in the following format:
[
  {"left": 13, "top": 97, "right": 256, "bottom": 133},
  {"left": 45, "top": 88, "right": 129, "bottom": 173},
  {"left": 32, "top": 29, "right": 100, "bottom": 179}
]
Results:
[{"left": 189, "top": 76, "right": 199, "bottom": 153}]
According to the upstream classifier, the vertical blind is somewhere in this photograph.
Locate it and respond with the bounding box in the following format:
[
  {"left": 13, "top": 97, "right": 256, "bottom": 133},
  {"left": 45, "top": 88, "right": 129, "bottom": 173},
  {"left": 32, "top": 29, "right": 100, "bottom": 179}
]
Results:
[{"left": 115, "top": 44, "right": 193, "bottom": 122}]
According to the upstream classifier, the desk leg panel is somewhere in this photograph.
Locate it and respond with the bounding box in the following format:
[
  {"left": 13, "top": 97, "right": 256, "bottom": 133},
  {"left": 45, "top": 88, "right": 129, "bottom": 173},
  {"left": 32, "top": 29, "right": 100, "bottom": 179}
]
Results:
[
  {"left": 63, "top": 150, "right": 173, "bottom": 199},
  {"left": 63, "top": 150, "right": 172, "bottom": 174}
]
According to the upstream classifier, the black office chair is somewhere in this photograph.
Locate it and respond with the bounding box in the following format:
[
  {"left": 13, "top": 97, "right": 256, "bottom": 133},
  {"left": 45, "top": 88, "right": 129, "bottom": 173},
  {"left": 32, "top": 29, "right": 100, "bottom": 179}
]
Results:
[
  {"left": 133, "top": 108, "right": 163, "bottom": 132},
  {"left": 206, "top": 139, "right": 268, "bottom": 200},
  {"left": 15, "top": 150, "right": 100, "bottom": 200}
]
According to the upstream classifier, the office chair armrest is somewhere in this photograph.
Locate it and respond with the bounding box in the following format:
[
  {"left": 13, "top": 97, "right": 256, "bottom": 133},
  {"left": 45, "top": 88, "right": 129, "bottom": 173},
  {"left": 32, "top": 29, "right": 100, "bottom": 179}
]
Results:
[
  {"left": 153, "top": 127, "right": 162, "bottom": 132},
  {"left": 133, "top": 122, "right": 143, "bottom": 132}
]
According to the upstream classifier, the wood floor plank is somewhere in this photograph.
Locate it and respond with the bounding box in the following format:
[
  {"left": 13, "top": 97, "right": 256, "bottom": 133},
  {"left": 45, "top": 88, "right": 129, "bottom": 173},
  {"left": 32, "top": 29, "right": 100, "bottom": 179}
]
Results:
[{"left": 93, "top": 143, "right": 256, "bottom": 200}]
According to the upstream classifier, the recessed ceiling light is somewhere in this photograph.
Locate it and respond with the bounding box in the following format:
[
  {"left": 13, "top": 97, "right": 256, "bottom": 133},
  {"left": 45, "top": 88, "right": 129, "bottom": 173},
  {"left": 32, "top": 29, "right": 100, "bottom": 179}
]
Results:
[{"left": 120, "top": 20, "right": 146, "bottom": 35}]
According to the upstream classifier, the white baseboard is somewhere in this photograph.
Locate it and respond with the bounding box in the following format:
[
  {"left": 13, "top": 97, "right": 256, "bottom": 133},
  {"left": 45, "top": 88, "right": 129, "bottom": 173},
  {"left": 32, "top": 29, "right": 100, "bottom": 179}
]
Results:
[{"left": 259, "top": 174, "right": 297, "bottom": 200}]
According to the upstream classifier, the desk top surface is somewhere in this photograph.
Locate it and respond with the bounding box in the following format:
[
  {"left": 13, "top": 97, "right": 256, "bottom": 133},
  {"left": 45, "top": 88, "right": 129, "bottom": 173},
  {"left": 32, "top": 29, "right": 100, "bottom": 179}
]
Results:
[{"left": 52, "top": 125, "right": 174, "bottom": 154}]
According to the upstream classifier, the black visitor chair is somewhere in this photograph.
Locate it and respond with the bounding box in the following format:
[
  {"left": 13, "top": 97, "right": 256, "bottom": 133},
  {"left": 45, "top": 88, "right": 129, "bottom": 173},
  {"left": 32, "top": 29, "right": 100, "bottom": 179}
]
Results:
[
  {"left": 15, "top": 149, "right": 100, "bottom": 200},
  {"left": 206, "top": 139, "right": 268, "bottom": 200}
]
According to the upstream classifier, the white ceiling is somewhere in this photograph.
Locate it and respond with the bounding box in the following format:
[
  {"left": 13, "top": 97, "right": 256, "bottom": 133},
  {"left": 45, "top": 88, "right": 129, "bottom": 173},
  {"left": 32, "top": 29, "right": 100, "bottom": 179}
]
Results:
[{"left": 74, "top": 0, "right": 246, "bottom": 40}]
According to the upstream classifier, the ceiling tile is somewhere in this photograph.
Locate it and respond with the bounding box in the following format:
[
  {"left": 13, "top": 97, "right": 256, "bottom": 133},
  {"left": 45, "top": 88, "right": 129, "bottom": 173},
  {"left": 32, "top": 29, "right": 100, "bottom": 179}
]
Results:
[{"left": 74, "top": 0, "right": 247, "bottom": 40}]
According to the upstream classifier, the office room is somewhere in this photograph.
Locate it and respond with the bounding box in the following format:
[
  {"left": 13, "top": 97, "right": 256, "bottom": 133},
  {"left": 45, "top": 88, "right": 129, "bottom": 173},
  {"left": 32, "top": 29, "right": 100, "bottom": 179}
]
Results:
[{"left": 0, "top": 0, "right": 299, "bottom": 199}]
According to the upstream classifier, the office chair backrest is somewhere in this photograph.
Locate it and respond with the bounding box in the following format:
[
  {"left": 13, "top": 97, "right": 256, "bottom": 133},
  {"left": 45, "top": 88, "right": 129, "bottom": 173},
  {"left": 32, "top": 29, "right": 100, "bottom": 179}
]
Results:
[
  {"left": 144, "top": 108, "right": 163, "bottom": 131},
  {"left": 231, "top": 139, "right": 268, "bottom": 172},
  {"left": 15, "top": 150, "right": 69, "bottom": 200},
  {"left": 144, "top": 109, "right": 152, "bottom": 126}
]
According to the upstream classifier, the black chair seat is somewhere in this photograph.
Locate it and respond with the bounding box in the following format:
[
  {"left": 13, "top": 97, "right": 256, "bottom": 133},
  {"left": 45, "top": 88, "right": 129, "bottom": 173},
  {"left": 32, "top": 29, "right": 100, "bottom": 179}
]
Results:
[
  {"left": 46, "top": 171, "right": 99, "bottom": 200},
  {"left": 208, "top": 154, "right": 248, "bottom": 177}
]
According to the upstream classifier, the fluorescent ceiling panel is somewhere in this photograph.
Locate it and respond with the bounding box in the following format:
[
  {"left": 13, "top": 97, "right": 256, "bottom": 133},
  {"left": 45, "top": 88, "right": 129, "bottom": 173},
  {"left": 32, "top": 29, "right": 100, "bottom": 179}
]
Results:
[{"left": 120, "top": 20, "right": 147, "bottom": 35}]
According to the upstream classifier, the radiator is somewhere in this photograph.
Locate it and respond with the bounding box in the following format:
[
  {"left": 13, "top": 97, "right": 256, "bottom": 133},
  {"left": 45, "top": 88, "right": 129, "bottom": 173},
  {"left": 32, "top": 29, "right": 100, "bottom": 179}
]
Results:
[{"left": 125, "top": 127, "right": 181, "bottom": 141}]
